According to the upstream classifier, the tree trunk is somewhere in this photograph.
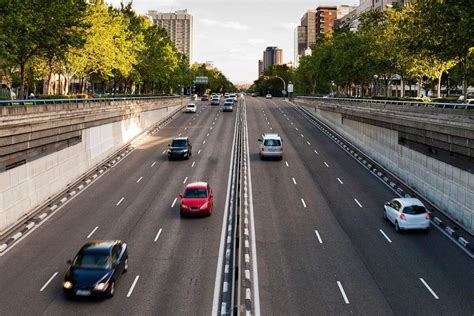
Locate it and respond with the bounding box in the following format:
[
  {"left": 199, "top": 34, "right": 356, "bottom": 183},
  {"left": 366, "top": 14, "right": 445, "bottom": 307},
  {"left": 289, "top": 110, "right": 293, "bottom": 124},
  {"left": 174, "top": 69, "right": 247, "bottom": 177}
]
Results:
[
  {"left": 19, "top": 63, "right": 26, "bottom": 99},
  {"left": 437, "top": 73, "right": 442, "bottom": 98},
  {"left": 462, "top": 62, "right": 468, "bottom": 103},
  {"left": 417, "top": 77, "right": 423, "bottom": 97}
]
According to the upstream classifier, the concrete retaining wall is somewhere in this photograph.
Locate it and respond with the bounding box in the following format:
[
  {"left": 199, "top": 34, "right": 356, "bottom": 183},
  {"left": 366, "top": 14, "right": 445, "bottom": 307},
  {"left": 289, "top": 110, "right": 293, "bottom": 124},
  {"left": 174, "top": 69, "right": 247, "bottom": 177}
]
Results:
[
  {"left": 298, "top": 102, "right": 474, "bottom": 235},
  {"left": 0, "top": 102, "right": 181, "bottom": 233}
]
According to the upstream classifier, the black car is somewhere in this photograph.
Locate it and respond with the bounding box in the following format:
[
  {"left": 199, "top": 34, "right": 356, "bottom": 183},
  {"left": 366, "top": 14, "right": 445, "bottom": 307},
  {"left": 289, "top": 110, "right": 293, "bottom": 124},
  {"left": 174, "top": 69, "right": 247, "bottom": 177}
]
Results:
[
  {"left": 168, "top": 137, "right": 192, "bottom": 160},
  {"left": 63, "top": 240, "right": 128, "bottom": 298}
]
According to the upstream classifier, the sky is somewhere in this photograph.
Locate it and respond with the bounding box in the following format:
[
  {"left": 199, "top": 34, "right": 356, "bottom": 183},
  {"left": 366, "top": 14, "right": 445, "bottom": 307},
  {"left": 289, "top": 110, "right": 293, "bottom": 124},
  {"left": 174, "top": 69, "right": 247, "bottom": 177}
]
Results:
[{"left": 107, "top": 0, "right": 358, "bottom": 84}]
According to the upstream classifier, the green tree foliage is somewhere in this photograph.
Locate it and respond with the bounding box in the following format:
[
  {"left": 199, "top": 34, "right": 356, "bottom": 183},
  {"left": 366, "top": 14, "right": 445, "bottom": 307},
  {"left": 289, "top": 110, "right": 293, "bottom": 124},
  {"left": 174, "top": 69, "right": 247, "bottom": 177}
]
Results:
[
  {"left": 252, "top": 64, "right": 294, "bottom": 97},
  {"left": 0, "top": 0, "right": 87, "bottom": 98},
  {"left": 190, "top": 63, "right": 236, "bottom": 94}
]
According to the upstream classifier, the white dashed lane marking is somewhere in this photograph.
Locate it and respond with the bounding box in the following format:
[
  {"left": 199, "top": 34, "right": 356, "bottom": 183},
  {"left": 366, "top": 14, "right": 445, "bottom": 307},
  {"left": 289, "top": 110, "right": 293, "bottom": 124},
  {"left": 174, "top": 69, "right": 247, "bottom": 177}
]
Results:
[
  {"left": 40, "top": 272, "right": 58, "bottom": 292},
  {"left": 354, "top": 199, "right": 363, "bottom": 208},
  {"left": 126, "top": 275, "right": 140, "bottom": 298},
  {"left": 183, "top": 177, "right": 188, "bottom": 184},
  {"left": 151, "top": 161, "right": 156, "bottom": 167},
  {"left": 171, "top": 197, "right": 177, "bottom": 208},
  {"left": 379, "top": 229, "right": 392, "bottom": 243},
  {"left": 136, "top": 177, "right": 143, "bottom": 183},
  {"left": 337, "top": 178, "right": 343, "bottom": 184},
  {"left": 154, "top": 228, "right": 163, "bottom": 242},
  {"left": 192, "top": 161, "right": 196, "bottom": 167},
  {"left": 116, "top": 197, "right": 125, "bottom": 206},
  {"left": 337, "top": 281, "right": 350, "bottom": 304},
  {"left": 314, "top": 230, "right": 323, "bottom": 244},
  {"left": 285, "top": 161, "right": 289, "bottom": 167},
  {"left": 292, "top": 178, "right": 297, "bottom": 185},
  {"left": 419, "top": 278, "right": 439, "bottom": 300},
  {"left": 324, "top": 162, "right": 329, "bottom": 168},
  {"left": 87, "top": 226, "right": 99, "bottom": 239},
  {"left": 301, "top": 198, "right": 307, "bottom": 208}
]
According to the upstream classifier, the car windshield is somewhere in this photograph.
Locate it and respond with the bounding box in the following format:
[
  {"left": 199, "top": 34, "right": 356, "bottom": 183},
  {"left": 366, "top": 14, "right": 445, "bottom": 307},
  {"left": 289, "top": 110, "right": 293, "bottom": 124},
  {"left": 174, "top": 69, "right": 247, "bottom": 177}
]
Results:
[
  {"left": 187, "top": 104, "right": 195, "bottom": 107},
  {"left": 171, "top": 139, "right": 187, "bottom": 147},
  {"left": 73, "top": 253, "right": 110, "bottom": 269},
  {"left": 184, "top": 188, "right": 208, "bottom": 198},
  {"left": 264, "top": 139, "right": 281, "bottom": 146},
  {"left": 403, "top": 205, "right": 426, "bottom": 215}
]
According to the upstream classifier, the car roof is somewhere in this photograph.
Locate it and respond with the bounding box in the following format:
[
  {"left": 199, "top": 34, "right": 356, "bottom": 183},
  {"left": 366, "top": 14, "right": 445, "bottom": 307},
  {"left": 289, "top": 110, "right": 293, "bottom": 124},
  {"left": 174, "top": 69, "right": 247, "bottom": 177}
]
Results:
[
  {"left": 81, "top": 240, "right": 119, "bottom": 253},
  {"left": 185, "top": 181, "right": 208, "bottom": 189},
  {"left": 262, "top": 133, "right": 281, "bottom": 139},
  {"left": 394, "top": 198, "right": 424, "bottom": 208},
  {"left": 173, "top": 136, "right": 188, "bottom": 140},
  {"left": 187, "top": 103, "right": 195, "bottom": 106}
]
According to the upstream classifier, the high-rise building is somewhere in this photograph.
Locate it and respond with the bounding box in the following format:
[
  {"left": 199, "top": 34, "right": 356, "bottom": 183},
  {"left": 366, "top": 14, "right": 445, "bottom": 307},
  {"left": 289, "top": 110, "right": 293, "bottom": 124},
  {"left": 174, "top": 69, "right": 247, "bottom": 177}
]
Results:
[
  {"left": 315, "top": 6, "right": 338, "bottom": 35},
  {"left": 263, "top": 47, "right": 283, "bottom": 70},
  {"left": 147, "top": 10, "right": 193, "bottom": 63},
  {"left": 258, "top": 60, "right": 264, "bottom": 77}
]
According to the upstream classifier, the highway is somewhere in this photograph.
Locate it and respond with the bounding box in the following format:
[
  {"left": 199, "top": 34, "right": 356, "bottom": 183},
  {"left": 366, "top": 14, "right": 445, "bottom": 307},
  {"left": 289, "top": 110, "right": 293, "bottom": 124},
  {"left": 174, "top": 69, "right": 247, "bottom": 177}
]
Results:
[{"left": 0, "top": 96, "right": 472, "bottom": 315}]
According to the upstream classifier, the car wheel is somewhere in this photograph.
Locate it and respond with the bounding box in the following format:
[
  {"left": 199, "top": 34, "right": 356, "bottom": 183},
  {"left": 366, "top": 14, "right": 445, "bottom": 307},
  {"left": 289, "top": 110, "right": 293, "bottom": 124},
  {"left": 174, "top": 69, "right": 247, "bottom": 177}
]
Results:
[
  {"left": 383, "top": 210, "right": 387, "bottom": 220},
  {"left": 123, "top": 258, "right": 128, "bottom": 273},
  {"left": 395, "top": 221, "right": 401, "bottom": 233},
  {"left": 108, "top": 281, "right": 115, "bottom": 297}
]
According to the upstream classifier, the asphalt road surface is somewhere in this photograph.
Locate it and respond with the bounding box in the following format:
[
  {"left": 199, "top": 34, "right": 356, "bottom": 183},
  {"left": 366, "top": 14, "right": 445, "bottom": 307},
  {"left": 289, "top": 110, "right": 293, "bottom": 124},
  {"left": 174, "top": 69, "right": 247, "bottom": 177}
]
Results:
[{"left": 0, "top": 96, "right": 472, "bottom": 316}]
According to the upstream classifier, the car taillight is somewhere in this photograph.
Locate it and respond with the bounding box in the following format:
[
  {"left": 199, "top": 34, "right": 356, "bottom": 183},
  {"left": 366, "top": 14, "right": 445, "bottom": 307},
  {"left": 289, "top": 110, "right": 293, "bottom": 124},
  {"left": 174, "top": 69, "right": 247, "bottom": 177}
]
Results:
[
  {"left": 400, "top": 213, "right": 406, "bottom": 220},
  {"left": 425, "top": 213, "right": 430, "bottom": 219}
]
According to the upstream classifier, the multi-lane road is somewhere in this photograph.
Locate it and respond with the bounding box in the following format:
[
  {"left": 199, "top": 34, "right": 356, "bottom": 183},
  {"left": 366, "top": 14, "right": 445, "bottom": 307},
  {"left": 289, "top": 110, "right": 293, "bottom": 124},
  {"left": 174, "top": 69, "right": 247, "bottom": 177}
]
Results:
[{"left": 0, "top": 96, "right": 472, "bottom": 315}]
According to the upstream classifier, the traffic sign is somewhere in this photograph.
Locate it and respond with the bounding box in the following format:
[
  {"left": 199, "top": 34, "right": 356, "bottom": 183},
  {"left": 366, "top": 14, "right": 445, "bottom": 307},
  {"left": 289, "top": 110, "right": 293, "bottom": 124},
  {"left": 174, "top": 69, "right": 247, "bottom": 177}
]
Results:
[
  {"left": 288, "top": 83, "right": 294, "bottom": 93},
  {"left": 195, "top": 76, "right": 208, "bottom": 84}
]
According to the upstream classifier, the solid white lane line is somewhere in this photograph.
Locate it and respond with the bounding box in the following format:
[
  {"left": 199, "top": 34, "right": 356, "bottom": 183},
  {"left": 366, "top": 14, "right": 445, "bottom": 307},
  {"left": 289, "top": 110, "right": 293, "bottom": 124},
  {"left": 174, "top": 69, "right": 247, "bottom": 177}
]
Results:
[
  {"left": 337, "top": 178, "right": 343, "bottom": 184},
  {"left": 192, "top": 161, "right": 196, "bottom": 167},
  {"left": 116, "top": 197, "right": 124, "bottom": 206},
  {"left": 40, "top": 272, "right": 58, "bottom": 292},
  {"left": 292, "top": 177, "right": 297, "bottom": 185},
  {"left": 154, "top": 228, "right": 162, "bottom": 242},
  {"left": 420, "top": 278, "right": 439, "bottom": 299},
  {"left": 379, "top": 229, "right": 392, "bottom": 243},
  {"left": 151, "top": 161, "right": 156, "bottom": 167},
  {"left": 136, "top": 176, "right": 143, "bottom": 183},
  {"left": 285, "top": 161, "right": 289, "bottom": 167},
  {"left": 354, "top": 198, "right": 363, "bottom": 208},
  {"left": 198, "top": 150, "right": 201, "bottom": 155},
  {"left": 337, "top": 281, "right": 350, "bottom": 304},
  {"left": 314, "top": 230, "right": 323, "bottom": 244},
  {"left": 127, "top": 275, "right": 140, "bottom": 297},
  {"left": 301, "top": 198, "right": 307, "bottom": 208},
  {"left": 183, "top": 177, "right": 188, "bottom": 184},
  {"left": 324, "top": 162, "right": 329, "bottom": 167},
  {"left": 87, "top": 226, "right": 99, "bottom": 239},
  {"left": 171, "top": 197, "right": 177, "bottom": 208}
]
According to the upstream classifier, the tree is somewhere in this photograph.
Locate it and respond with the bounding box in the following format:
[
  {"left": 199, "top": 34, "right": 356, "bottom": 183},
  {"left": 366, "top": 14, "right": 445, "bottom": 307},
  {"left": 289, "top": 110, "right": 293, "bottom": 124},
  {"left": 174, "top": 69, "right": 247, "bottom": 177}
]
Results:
[{"left": 0, "top": 0, "right": 87, "bottom": 98}]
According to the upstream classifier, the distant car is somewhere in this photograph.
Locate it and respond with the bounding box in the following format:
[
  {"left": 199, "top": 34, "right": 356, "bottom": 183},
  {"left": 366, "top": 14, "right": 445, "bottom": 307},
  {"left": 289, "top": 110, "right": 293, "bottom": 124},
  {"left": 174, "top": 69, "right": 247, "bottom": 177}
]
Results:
[
  {"left": 210, "top": 97, "right": 220, "bottom": 105},
  {"left": 383, "top": 198, "right": 430, "bottom": 232},
  {"left": 185, "top": 103, "right": 197, "bottom": 113},
  {"left": 223, "top": 100, "right": 233, "bottom": 112},
  {"left": 168, "top": 137, "right": 192, "bottom": 160},
  {"left": 63, "top": 240, "right": 128, "bottom": 298},
  {"left": 258, "top": 133, "right": 283, "bottom": 160},
  {"left": 251, "top": 93, "right": 257, "bottom": 97},
  {"left": 180, "top": 182, "right": 214, "bottom": 217},
  {"left": 224, "top": 93, "right": 230, "bottom": 98},
  {"left": 265, "top": 94, "right": 272, "bottom": 99},
  {"left": 201, "top": 95, "right": 209, "bottom": 101},
  {"left": 229, "top": 93, "right": 237, "bottom": 102}
]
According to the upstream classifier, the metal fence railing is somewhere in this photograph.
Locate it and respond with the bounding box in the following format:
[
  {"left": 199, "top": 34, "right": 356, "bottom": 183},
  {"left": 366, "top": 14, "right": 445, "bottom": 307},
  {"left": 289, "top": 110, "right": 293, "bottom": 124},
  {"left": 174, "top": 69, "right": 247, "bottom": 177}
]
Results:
[
  {"left": 0, "top": 95, "right": 178, "bottom": 106},
  {"left": 296, "top": 96, "right": 474, "bottom": 110}
]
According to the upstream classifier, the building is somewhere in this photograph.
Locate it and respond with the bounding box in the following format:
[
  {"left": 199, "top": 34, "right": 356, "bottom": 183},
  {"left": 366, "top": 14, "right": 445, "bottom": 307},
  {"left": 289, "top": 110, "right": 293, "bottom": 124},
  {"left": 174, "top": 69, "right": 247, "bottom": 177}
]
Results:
[
  {"left": 315, "top": 6, "right": 338, "bottom": 35},
  {"left": 334, "top": 8, "right": 358, "bottom": 31},
  {"left": 263, "top": 47, "right": 283, "bottom": 70},
  {"left": 258, "top": 60, "right": 264, "bottom": 77},
  {"left": 147, "top": 10, "right": 193, "bottom": 62}
]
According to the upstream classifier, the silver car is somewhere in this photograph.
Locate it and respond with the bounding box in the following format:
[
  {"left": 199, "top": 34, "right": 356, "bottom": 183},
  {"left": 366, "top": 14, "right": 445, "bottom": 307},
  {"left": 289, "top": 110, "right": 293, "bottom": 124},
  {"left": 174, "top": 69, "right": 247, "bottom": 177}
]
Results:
[
  {"left": 383, "top": 198, "right": 430, "bottom": 232},
  {"left": 258, "top": 134, "right": 283, "bottom": 160}
]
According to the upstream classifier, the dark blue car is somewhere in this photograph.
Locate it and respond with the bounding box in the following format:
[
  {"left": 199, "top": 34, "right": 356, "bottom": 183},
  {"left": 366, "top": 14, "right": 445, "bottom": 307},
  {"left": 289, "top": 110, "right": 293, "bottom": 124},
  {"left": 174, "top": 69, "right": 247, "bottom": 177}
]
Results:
[{"left": 63, "top": 240, "right": 128, "bottom": 298}]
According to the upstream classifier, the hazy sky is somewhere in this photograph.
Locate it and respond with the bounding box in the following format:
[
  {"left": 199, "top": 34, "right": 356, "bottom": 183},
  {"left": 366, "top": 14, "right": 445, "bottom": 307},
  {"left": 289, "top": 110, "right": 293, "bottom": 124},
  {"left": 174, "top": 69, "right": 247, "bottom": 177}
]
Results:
[{"left": 107, "top": 0, "right": 358, "bottom": 84}]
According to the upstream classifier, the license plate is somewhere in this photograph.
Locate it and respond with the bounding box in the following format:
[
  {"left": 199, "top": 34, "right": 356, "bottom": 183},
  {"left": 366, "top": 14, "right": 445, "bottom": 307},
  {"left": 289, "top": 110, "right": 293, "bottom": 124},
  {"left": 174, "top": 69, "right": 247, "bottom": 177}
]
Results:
[
  {"left": 267, "top": 148, "right": 278, "bottom": 152},
  {"left": 76, "top": 289, "right": 91, "bottom": 296}
]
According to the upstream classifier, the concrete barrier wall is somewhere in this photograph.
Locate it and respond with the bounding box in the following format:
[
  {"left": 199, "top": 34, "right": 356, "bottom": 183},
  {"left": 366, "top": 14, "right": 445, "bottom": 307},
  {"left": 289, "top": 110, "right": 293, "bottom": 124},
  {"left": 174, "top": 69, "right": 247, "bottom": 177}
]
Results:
[
  {"left": 0, "top": 103, "right": 181, "bottom": 233},
  {"left": 299, "top": 103, "right": 474, "bottom": 235}
]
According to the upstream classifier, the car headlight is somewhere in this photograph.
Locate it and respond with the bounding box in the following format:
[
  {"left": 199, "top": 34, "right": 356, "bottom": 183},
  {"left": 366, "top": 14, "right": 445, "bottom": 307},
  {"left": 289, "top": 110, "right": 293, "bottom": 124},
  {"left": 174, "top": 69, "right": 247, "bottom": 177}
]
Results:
[
  {"left": 94, "top": 282, "right": 109, "bottom": 291},
  {"left": 63, "top": 281, "right": 73, "bottom": 289},
  {"left": 181, "top": 204, "right": 189, "bottom": 209},
  {"left": 200, "top": 202, "right": 209, "bottom": 210}
]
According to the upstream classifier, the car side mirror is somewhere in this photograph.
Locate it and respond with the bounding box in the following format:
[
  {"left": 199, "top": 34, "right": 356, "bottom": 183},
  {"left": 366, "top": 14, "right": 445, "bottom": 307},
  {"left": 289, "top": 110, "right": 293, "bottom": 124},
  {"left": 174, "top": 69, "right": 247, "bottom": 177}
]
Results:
[
  {"left": 179, "top": 193, "right": 183, "bottom": 198},
  {"left": 67, "top": 260, "right": 72, "bottom": 265},
  {"left": 385, "top": 202, "right": 390, "bottom": 206},
  {"left": 258, "top": 139, "right": 262, "bottom": 142},
  {"left": 168, "top": 144, "right": 170, "bottom": 146}
]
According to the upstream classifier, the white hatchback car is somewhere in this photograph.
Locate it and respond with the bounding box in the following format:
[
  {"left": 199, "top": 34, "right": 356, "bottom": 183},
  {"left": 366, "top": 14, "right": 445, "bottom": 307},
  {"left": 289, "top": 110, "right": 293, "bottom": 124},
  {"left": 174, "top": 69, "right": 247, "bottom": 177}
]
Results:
[
  {"left": 383, "top": 198, "right": 430, "bottom": 232},
  {"left": 185, "top": 103, "right": 197, "bottom": 113},
  {"left": 258, "top": 134, "right": 282, "bottom": 160}
]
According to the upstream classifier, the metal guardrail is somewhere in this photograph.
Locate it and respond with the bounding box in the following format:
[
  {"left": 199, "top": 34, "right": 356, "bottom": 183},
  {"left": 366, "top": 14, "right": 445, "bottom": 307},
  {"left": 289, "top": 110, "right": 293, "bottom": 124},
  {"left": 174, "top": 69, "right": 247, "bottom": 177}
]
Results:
[
  {"left": 296, "top": 96, "right": 474, "bottom": 110},
  {"left": 0, "top": 95, "right": 178, "bottom": 106}
]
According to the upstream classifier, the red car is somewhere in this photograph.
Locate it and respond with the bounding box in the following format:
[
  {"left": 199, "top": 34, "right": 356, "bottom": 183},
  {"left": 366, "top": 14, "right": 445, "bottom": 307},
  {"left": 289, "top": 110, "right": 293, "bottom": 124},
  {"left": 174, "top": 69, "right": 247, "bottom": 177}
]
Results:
[
  {"left": 251, "top": 93, "right": 257, "bottom": 97},
  {"left": 179, "top": 182, "right": 214, "bottom": 216},
  {"left": 201, "top": 95, "right": 209, "bottom": 101}
]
